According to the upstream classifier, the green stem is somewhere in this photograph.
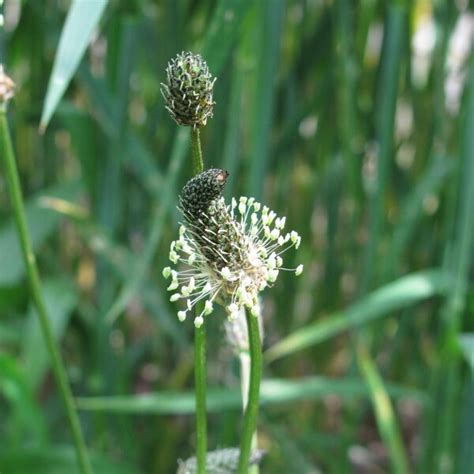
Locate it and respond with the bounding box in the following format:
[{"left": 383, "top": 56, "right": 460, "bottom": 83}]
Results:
[
  {"left": 190, "top": 126, "right": 206, "bottom": 474},
  {"left": 194, "top": 324, "right": 207, "bottom": 474},
  {"left": 0, "top": 108, "right": 93, "bottom": 474},
  {"left": 239, "top": 351, "right": 259, "bottom": 474},
  {"left": 191, "top": 127, "right": 204, "bottom": 175},
  {"left": 237, "top": 310, "right": 262, "bottom": 474}
]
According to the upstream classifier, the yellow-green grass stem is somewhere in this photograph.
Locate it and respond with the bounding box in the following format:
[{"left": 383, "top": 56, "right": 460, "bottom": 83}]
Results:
[{"left": 0, "top": 106, "right": 93, "bottom": 474}]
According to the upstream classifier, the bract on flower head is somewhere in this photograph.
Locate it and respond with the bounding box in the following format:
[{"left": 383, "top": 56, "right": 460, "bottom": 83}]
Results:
[{"left": 164, "top": 169, "right": 303, "bottom": 327}]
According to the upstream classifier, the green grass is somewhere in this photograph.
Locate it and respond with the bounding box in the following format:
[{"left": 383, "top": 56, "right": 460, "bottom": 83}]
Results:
[{"left": 0, "top": 1, "right": 473, "bottom": 473}]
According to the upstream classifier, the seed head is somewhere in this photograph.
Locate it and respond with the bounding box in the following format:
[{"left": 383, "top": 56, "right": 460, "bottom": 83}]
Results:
[
  {"left": 164, "top": 170, "right": 303, "bottom": 327},
  {"left": 161, "top": 51, "right": 216, "bottom": 128}
]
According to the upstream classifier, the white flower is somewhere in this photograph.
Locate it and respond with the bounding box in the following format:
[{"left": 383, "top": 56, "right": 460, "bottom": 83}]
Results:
[{"left": 164, "top": 169, "right": 303, "bottom": 326}]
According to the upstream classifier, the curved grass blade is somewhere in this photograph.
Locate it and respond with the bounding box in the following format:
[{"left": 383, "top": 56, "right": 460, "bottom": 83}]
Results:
[
  {"left": 265, "top": 269, "right": 452, "bottom": 363},
  {"left": 39, "top": 0, "right": 108, "bottom": 131},
  {"left": 76, "top": 376, "right": 428, "bottom": 415}
]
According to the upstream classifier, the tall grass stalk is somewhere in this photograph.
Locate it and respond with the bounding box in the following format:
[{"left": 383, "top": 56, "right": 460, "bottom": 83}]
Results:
[
  {"left": 190, "top": 126, "right": 207, "bottom": 474},
  {"left": 237, "top": 309, "right": 262, "bottom": 474},
  {"left": 0, "top": 103, "right": 92, "bottom": 474}
]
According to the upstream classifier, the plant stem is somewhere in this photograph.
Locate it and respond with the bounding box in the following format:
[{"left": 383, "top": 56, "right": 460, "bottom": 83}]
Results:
[
  {"left": 239, "top": 352, "right": 259, "bottom": 474},
  {"left": 0, "top": 108, "right": 93, "bottom": 474},
  {"left": 194, "top": 322, "right": 207, "bottom": 474},
  {"left": 237, "top": 310, "right": 262, "bottom": 474},
  {"left": 191, "top": 127, "right": 204, "bottom": 175},
  {"left": 190, "top": 125, "right": 206, "bottom": 474}
]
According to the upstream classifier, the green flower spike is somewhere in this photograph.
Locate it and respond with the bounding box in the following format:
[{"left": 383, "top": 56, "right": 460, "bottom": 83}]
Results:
[{"left": 161, "top": 51, "right": 216, "bottom": 128}]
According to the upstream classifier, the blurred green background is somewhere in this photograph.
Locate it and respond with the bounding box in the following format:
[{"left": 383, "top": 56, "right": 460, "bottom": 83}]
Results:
[{"left": 0, "top": 0, "right": 473, "bottom": 473}]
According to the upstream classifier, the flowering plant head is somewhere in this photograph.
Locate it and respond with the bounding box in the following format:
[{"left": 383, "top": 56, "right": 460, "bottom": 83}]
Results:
[
  {"left": 164, "top": 169, "right": 303, "bottom": 327},
  {"left": 160, "top": 51, "right": 215, "bottom": 128}
]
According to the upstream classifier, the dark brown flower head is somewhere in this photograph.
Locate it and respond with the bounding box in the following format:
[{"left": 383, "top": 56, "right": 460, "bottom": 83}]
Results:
[{"left": 179, "top": 168, "right": 228, "bottom": 219}]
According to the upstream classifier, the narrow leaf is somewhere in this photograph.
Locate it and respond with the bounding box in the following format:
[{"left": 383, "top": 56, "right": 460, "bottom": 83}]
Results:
[
  {"left": 40, "top": 0, "right": 108, "bottom": 131},
  {"left": 265, "top": 270, "right": 452, "bottom": 362}
]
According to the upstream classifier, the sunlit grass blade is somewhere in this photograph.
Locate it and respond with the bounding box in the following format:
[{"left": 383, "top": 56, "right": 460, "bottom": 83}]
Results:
[
  {"left": 40, "top": 0, "right": 108, "bottom": 131},
  {"left": 265, "top": 269, "right": 451, "bottom": 362},
  {"left": 357, "top": 345, "right": 410, "bottom": 474},
  {"left": 76, "top": 375, "right": 428, "bottom": 414}
]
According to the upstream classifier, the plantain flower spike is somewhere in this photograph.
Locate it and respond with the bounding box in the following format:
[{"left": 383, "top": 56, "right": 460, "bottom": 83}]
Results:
[
  {"left": 164, "top": 169, "right": 304, "bottom": 328},
  {"left": 161, "top": 51, "right": 216, "bottom": 128}
]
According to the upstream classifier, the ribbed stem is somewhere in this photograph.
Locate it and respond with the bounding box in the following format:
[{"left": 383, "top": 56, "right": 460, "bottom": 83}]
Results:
[
  {"left": 191, "top": 127, "right": 204, "bottom": 175},
  {"left": 190, "top": 126, "right": 206, "bottom": 474},
  {"left": 237, "top": 310, "right": 262, "bottom": 474},
  {"left": 0, "top": 108, "right": 93, "bottom": 474}
]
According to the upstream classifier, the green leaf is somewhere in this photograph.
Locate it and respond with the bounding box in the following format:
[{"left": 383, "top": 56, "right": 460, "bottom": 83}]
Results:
[
  {"left": 265, "top": 269, "right": 452, "bottom": 362},
  {"left": 0, "top": 181, "right": 81, "bottom": 287},
  {"left": 22, "top": 279, "right": 78, "bottom": 391},
  {"left": 76, "top": 376, "right": 428, "bottom": 414},
  {"left": 40, "top": 0, "right": 108, "bottom": 130},
  {"left": 0, "top": 446, "right": 141, "bottom": 474}
]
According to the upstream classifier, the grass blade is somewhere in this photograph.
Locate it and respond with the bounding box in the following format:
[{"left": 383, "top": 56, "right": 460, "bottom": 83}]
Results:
[
  {"left": 76, "top": 376, "right": 428, "bottom": 415},
  {"left": 265, "top": 269, "right": 451, "bottom": 362},
  {"left": 357, "top": 345, "right": 410, "bottom": 474},
  {"left": 40, "top": 0, "right": 108, "bottom": 131}
]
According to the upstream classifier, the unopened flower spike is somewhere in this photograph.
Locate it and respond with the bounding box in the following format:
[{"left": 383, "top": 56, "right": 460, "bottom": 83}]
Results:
[
  {"left": 160, "top": 51, "right": 216, "bottom": 128},
  {"left": 165, "top": 169, "right": 303, "bottom": 327}
]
